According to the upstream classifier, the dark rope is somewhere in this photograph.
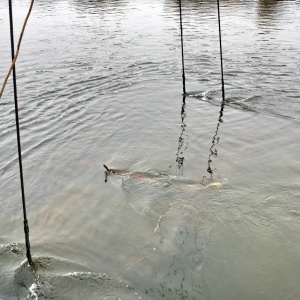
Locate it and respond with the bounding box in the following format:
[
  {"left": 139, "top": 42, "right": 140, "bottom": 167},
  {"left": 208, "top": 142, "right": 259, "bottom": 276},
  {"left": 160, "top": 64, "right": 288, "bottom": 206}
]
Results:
[
  {"left": 203, "top": 0, "right": 226, "bottom": 181},
  {"left": 217, "top": 0, "right": 226, "bottom": 104},
  {"left": 179, "top": 0, "right": 186, "bottom": 95},
  {"left": 8, "top": 0, "right": 33, "bottom": 266}
]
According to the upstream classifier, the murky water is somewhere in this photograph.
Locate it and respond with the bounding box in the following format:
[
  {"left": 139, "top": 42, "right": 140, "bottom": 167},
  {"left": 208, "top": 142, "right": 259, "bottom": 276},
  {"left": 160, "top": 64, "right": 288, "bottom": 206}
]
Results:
[{"left": 1, "top": 0, "right": 300, "bottom": 299}]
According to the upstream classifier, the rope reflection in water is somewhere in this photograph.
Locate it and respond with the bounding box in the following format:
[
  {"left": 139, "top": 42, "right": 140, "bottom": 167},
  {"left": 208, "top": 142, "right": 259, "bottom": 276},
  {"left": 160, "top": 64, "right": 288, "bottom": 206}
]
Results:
[{"left": 176, "top": 95, "right": 188, "bottom": 176}]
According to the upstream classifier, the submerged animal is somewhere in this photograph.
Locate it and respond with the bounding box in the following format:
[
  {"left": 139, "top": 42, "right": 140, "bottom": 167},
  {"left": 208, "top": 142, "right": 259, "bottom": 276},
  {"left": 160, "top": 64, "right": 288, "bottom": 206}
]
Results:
[
  {"left": 103, "top": 164, "right": 159, "bottom": 183},
  {"left": 103, "top": 164, "right": 223, "bottom": 189}
]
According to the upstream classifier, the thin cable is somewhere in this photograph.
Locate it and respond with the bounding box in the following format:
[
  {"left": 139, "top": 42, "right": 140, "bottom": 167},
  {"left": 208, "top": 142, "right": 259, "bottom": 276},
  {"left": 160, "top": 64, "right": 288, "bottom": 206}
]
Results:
[
  {"left": 217, "top": 0, "right": 226, "bottom": 104},
  {"left": 203, "top": 0, "right": 226, "bottom": 182},
  {"left": 0, "top": 0, "right": 35, "bottom": 99},
  {"left": 179, "top": 0, "right": 186, "bottom": 95},
  {"left": 8, "top": 0, "right": 33, "bottom": 266}
]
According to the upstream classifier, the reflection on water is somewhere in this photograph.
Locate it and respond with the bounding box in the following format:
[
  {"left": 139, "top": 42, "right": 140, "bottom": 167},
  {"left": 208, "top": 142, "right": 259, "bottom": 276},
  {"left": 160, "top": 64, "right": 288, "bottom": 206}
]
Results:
[
  {"left": 256, "top": 0, "right": 282, "bottom": 31},
  {"left": 205, "top": 97, "right": 225, "bottom": 182},
  {"left": 257, "top": 0, "right": 279, "bottom": 19},
  {"left": 175, "top": 95, "right": 187, "bottom": 176}
]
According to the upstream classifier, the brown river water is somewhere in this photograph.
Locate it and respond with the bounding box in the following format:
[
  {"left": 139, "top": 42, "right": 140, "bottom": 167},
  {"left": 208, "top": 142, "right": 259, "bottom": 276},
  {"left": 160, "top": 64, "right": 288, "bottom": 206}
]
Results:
[{"left": 0, "top": 0, "right": 300, "bottom": 299}]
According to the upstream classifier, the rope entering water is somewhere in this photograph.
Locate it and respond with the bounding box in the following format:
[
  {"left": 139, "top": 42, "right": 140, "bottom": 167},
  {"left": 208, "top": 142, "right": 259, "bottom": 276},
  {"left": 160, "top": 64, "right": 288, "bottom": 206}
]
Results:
[
  {"left": 204, "top": 0, "right": 227, "bottom": 180},
  {"left": 8, "top": 0, "right": 33, "bottom": 266},
  {"left": 217, "top": 0, "right": 226, "bottom": 104},
  {"left": 179, "top": 0, "right": 186, "bottom": 96}
]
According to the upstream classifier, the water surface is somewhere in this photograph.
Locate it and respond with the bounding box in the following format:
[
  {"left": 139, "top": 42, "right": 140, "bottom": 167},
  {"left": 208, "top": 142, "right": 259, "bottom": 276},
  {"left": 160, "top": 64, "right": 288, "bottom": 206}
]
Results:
[{"left": 0, "top": 0, "right": 300, "bottom": 299}]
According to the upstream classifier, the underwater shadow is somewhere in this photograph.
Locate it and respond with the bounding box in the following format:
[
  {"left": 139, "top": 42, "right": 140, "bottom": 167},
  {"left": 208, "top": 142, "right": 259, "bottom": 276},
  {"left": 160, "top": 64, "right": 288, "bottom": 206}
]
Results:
[{"left": 175, "top": 94, "right": 188, "bottom": 176}]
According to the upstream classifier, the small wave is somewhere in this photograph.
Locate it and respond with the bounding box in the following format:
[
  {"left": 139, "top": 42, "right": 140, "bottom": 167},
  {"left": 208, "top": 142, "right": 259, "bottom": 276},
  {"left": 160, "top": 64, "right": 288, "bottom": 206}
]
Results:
[
  {"left": 0, "top": 243, "right": 152, "bottom": 300},
  {"left": 188, "top": 90, "right": 300, "bottom": 121},
  {"left": 120, "top": 149, "right": 147, "bottom": 162}
]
